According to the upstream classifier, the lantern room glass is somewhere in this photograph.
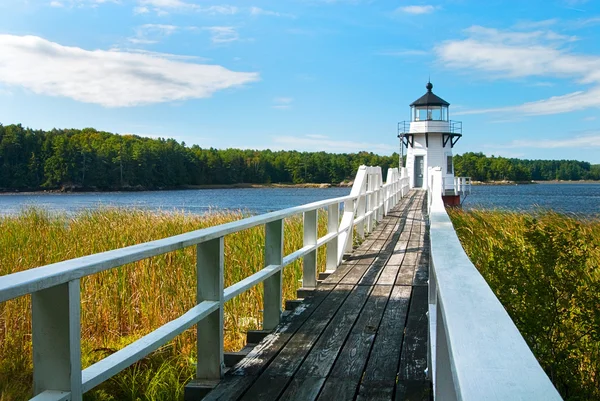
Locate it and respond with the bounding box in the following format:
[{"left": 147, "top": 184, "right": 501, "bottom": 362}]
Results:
[{"left": 412, "top": 105, "right": 449, "bottom": 122}]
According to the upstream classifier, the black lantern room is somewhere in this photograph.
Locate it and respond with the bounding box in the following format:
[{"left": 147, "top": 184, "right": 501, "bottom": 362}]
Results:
[{"left": 410, "top": 82, "right": 450, "bottom": 122}]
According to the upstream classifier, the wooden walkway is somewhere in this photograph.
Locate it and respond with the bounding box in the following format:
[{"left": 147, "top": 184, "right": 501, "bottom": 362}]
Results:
[{"left": 205, "top": 190, "right": 430, "bottom": 401}]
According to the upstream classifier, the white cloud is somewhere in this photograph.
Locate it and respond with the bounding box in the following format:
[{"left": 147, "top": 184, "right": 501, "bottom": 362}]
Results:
[
  {"left": 395, "top": 5, "right": 437, "bottom": 15},
  {"left": 250, "top": 7, "right": 294, "bottom": 18},
  {"left": 50, "top": 0, "right": 120, "bottom": 7},
  {"left": 135, "top": 1, "right": 241, "bottom": 15},
  {"left": 128, "top": 23, "right": 184, "bottom": 44},
  {"left": 490, "top": 134, "right": 600, "bottom": 149},
  {"left": 203, "top": 26, "right": 239, "bottom": 44},
  {"left": 273, "top": 135, "right": 393, "bottom": 153},
  {"left": 0, "top": 34, "right": 259, "bottom": 107},
  {"left": 199, "top": 5, "right": 239, "bottom": 15},
  {"left": 437, "top": 25, "right": 600, "bottom": 116},
  {"left": 272, "top": 97, "right": 294, "bottom": 109}
]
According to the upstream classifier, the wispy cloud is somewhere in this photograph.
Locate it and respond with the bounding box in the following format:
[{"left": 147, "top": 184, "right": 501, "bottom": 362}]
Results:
[
  {"left": 0, "top": 34, "right": 259, "bottom": 107},
  {"left": 395, "top": 5, "right": 437, "bottom": 15},
  {"left": 272, "top": 97, "right": 294, "bottom": 109},
  {"left": 488, "top": 133, "right": 600, "bottom": 149},
  {"left": 128, "top": 23, "right": 182, "bottom": 44},
  {"left": 49, "top": 0, "right": 119, "bottom": 7},
  {"left": 250, "top": 6, "right": 294, "bottom": 18},
  {"left": 203, "top": 26, "right": 239, "bottom": 44},
  {"left": 438, "top": 25, "right": 600, "bottom": 116}
]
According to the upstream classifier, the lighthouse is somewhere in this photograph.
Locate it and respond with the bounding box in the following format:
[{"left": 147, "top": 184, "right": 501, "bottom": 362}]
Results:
[{"left": 398, "top": 81, "right": 463, "bottom": 203}]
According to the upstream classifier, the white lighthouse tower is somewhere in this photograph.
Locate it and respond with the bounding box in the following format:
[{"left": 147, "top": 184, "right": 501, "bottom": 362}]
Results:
[{"left": 398, "top": 81, "right": 463, "bottom": 203}]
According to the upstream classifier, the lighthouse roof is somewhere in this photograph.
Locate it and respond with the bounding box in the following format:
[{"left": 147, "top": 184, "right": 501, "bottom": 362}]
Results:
[{"left": 410, "top": 82, "right": 450, "bottom": 107}]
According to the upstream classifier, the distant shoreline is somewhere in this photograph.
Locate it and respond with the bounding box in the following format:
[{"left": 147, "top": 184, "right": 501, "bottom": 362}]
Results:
[
  {"left": 0, "top": 182, "right": 353, "bottom": 195},
  {"left": 472, "top": 180, "right": 600, "bottom": 186}
]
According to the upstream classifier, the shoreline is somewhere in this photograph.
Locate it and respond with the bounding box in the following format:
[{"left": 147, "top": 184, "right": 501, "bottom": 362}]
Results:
[
  {"left": 0, "top": 182, "right": 352, "bottom": 195},
  {"left": 472, "top": 179, "right": 600, "bottom": 186}
]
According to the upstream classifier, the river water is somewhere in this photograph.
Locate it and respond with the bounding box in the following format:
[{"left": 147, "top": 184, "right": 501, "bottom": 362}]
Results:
[{"left": 0, "top": 183, "right": 599, "bottom": 216}]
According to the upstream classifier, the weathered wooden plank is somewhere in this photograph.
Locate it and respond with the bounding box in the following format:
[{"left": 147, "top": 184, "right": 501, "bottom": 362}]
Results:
[
  {"left": 277, "top": 376, "right": 325, "bottom": 401},
  {"left": 200, "top": 376, "right": 256, "bottom": 401},
  {"left": 227, "top": 284, "right": 338, "bottom": 377},
  {"left": 284, "top": 285, "right": 389, "bottom": 401},
  {"left": 376, "top": 263, "right": 400, "bottom": 285},
  {"left": 395, "top": 253, "right": 417, "bottom": 286},
  {"left": 316, "top": 377, "right": 357, "bottom": 401},
  {"left": 351, "top": 255, "right": 377, "bottom": 265},
  {"left": 339, "top": 263, "right": 371, "bottom": 285},
  {"left": 320, "top": 260, "right": 357, "bottom": 285},
  {"left": 239, "top": 376, "right": 289, "bottom": 400},
  {"left": 257, "top": 285, "right": 354, "bottom": 377},
  {"left": 399, "top": 285, "right": 428, "bottom": 381},
  {"left": 328, "top": 285, "right": 391, "bottom": 378},
  {"left": 395, "top": 380, "right": 432, "bottom": 401},
  {"left": 237, "top": 284, "right": 356, "bottom": 400},
  {"left": 292, "top": 284, "right": 372, "bottom": 379},
  {"left": 357, "top": 285, "right": 412, "bottom": 401}
]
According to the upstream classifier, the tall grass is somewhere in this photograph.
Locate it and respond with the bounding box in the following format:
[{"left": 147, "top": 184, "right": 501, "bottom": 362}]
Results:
[
  {"left": 448, "top": 209, "right": 600, "bottom": 401},
  {"left": 0, "top": 208, "right": 328, "bottom": 400}
]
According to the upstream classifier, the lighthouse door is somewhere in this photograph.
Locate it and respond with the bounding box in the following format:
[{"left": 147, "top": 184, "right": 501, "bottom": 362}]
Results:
[{"left": 414, "top": 156, "right": 424, "bottom": 188}]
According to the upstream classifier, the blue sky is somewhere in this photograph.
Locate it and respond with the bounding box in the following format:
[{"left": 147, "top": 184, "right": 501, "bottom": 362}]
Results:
[{"left": 0, "top": 0, "right": 599, "bottom": 163}]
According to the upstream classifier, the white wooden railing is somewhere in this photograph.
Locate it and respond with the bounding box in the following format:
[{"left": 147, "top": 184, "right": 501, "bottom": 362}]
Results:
[
  {"left": 442, "top": 175, "right": 471, "bottom": 196},
  {"left": 426, "top": 167, "right": 562, "bottom": 401},
  {"left": 0, "top": 165, "right": 409, "bottom": 401}
]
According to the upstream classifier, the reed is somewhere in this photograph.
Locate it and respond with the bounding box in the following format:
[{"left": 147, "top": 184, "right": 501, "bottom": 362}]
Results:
[
  {"left": 0, "top": 207, "right": 329, "bottom": 400},
  {"left": 448, "top": 208, "right": 600, "bottom": 401}
]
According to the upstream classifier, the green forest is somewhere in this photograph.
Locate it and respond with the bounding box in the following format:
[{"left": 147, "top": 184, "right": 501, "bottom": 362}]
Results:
[
  {"left": 0, "top": 123, "right": 599, "bottom": 191},
  {"left": 454, "top": 152, "right": 600, "bottom": 182}
]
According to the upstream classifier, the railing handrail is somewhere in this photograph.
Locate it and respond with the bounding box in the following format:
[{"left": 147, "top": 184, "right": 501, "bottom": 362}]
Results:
[
  {"left": 427, "top": 167, "right": 562, "bottom": 400},
  {"left": 1, "top": 165, "right": 410, "bottom": 401}
]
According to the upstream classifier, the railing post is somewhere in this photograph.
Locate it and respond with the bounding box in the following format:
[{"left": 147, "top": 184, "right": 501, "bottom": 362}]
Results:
[
  {"left": 263, "top": 219, "right": 284, "bottom": 330},
  {"left": 326, "top": 203, "right": 340, "bottom": 271},
  {"left": 357, "top": 187, "right": 366, "bottom": 239},
  {"left": 303, "top": 209, "right": 318, "bottom": 289},
  {"left": 32, "top": 280, "right": 82, "bottom": 401},
  {"left": 196, "top": 237, "right": 224, "bottom": 380},
  {"left": 343, "top": 199, "right": 355, "bottom": 255},
  {"left": 365, "top": 173, "right": 373, "bottom": 234},
  {"left": 376, "top": 171, "right": 384, "bottom": 222}
]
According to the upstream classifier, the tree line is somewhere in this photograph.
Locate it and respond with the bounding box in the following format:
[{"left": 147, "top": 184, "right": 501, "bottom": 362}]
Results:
[
  {"left": 0, "top": 124, "right": 398, "bottom": 190},
  {"left": 454, "top": 152, "right": 600, "bottom": 182},
  {"left": 1, "top": 124, "right": 599, "bottom": 191}
]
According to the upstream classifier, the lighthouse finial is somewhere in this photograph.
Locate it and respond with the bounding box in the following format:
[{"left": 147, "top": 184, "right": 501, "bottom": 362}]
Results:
[{"left": 426, "top": 78, "right": 433, "bottom": 92}]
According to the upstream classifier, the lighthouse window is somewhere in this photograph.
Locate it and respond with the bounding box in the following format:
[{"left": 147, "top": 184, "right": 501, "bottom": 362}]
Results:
[
  {"left": 447, "top": 155, "right": 453, "bottom": 174},
  {"left": 430, "top": 107, "right": 442, "bottom": 120}
]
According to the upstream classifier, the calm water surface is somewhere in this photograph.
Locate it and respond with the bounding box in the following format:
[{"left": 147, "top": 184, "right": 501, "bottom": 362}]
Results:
[
  {"left": 0, "top": 183, "right": 599, "bottom": 216},
  {"left": 0, "top": 187, "right": 352, "bottom": 216},
  {"left": 463, "top": 183, "right": 600, "bottom": 215}
]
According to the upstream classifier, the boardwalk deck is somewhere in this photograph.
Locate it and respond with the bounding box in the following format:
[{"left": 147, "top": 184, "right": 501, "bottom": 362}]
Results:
[{"left": 204, "top": 190, "right": 430, "bottom": 401}]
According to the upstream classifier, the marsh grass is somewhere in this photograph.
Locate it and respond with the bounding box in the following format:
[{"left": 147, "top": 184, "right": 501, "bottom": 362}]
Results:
[
  {"left": 0, "top": 207, "right": 329, "bottom": 400},
  {"left": 448, "top": 208, "right": 600, "bottom": 400}
]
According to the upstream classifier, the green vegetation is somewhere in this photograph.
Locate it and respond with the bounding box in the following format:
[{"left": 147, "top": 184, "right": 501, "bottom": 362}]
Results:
[
  {"left": 0, "top": 123, "right": 398, "bottom": 190},
  {"left": 454, "top": 152, "right": 600, "bottom": 182},
  {"left": 448, "top": 209, "right": 600, "bottom": 400},
  {"left": 0, "top": 208, "right": 329, "bottom": 400}
]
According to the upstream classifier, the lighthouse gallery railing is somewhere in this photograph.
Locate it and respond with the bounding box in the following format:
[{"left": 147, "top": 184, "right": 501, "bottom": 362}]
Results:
[
  {"left": 427, "top": 167, "right": 561, "bottom": 401},
  {"left": 0, "top": 166, "right": 409, "bottom": 401}
]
